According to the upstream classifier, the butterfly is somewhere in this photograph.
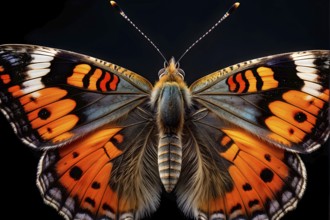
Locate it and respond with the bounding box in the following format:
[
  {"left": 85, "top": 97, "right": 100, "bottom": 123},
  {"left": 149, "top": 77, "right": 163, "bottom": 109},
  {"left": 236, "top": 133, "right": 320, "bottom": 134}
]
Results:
[
  {"left": 0, "top": 44, "right": 329, "bottom": 220},
  {"left": 0, "top": 0, "right": 329, "bottom": 220}
]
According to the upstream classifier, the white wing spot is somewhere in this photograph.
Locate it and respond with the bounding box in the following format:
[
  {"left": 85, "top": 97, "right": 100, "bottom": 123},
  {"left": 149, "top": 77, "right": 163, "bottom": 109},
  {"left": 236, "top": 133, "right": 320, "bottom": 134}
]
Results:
[
  {"left": 210, "top": 212, "right": 226, "bottom": 220},
  {"left": 291, "top": 53, "right": 315, "bottom": 59},
  {"left": 297, "top": 72, "right": 319, "bottom": 82},
  {"left": 296, "top": 66, "right": 318, "bottom": 74},
  {"left": 21, "top": 79, "right": 45, "bottom": 94},
  {"left": 49, "top": 187, "right": 62, "bottom": 201},
  {"left": 294, "top": 59, "right": 316, "bottom": 67},
  {"left": 301, "top": 81, "right": 323, "bottom": 97},
  {"left": 281, "top": 191, "right": 293, "bottom": 203},
  {"left": 252, "top": 214, "right": 268, "bottom": 220},
  {"left": 31, "top": 54, "right": 54, "bottom": 62},
  {"left": 75, "top": 212, "right": 93, "bottom": 220},
  {"left": 269, "top": 200, "right": 280, "bottom": 215},
  {"left": 120, "top": 213, "right": 134, "bottom": 220},
  {"left": 291, "top": 176, "right": 298, "bottom": 188},
  {"left": 28, "top": 62, "right": 51, "bottom": 69},
  {"left": 26, "top": 69, "right": 50, "bottom": 79}
]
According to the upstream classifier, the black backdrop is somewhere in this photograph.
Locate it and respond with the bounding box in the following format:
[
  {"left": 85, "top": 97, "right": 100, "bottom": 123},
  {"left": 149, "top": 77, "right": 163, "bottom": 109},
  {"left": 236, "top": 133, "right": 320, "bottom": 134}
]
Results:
[{"left": 0, "top": 0, "right": 328, "bottom": 219}]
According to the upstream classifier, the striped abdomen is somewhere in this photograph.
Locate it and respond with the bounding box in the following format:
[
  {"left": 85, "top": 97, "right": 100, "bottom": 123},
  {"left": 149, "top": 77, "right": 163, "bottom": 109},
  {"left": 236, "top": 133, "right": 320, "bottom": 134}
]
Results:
[{"left": 158, "top": 135, "right": 182, "bottom": 192}]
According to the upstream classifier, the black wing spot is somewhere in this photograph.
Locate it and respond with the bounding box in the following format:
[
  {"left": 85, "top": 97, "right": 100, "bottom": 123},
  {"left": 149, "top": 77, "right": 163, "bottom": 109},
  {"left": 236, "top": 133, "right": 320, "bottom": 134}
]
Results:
[
  {"left": 242, "top": 183, "right": 252, "bottom": 191},
  {"left": 248, "top": 199, "right": 259, "bottom": 208},
  {"left": 264, "top": 154, "right": 271, "bottom": 162},
  {"left": 92, "top": 181, "right": 101, "bottom": 189},
  {"left": 38, "top": 108, "right": 51, "bottom": 120},
  {"left": 72, "top": 152, "right": 79, "bottom": 158},
  {"left": 289, "top": 128, "right": 294, "bottom": 135},
  {"left": 230, "top": 203, "right": 242, "bottom": 214},
  {"left": 103, "top": 203, "right": 115, "bottom": 212},
  {"left": 69, "top": 166, "right": 83, "bottom": 181},
  {"left": 294, "top": 112, "right": 307, "bottom": 123},
  {"left": 85, "top": 197, "right": 96, "bottom": 207},
  {"left": 260, "top": 168, "right": 274, "bottom": 183}
]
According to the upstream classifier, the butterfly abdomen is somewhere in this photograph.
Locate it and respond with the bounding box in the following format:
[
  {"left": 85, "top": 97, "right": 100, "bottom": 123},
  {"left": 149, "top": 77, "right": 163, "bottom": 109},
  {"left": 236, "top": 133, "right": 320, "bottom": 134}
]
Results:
[
  {"left": 158, "top": 134, "right": 182, "bottom": 192},
  {"left": 154, "top": 82, "right": 188, "bottom": 192}
]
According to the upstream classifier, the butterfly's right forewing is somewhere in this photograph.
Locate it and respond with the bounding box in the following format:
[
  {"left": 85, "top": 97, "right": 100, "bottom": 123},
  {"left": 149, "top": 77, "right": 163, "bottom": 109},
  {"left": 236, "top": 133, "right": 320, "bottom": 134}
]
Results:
[{"left": 190, "top": 50, "right": 330, "bottom": 153}]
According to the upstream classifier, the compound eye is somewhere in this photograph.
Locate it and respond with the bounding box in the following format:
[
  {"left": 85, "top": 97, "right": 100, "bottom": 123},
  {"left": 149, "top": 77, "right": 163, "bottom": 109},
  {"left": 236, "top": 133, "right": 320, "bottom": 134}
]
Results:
[
  {"left": 177, "top": 69, "right": 185, "bottom": 78},
  {"left": 158, "top": 68, "right": 166, "bottom": 78}
]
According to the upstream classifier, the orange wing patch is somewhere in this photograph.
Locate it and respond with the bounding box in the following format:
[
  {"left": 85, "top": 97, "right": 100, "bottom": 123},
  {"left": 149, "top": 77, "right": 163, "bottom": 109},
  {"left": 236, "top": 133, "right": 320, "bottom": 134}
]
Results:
[
  {"left": 0, "top": 74, "right": 10, "bottom": 84},
  {"left": 265, "top": 87, "right": 328, "bottom": 147},
  {"left": 37, "top": 114, "right": 79, "bottom": 140},
  {"left": 0, "top": 66, "right": 11, "bottom": 84},
  {"left": 200, "top": 129, "right": 306, "bottom": 219},
  {"left": 37, "top": 127, "right": 136, "bottom": 220},
  {"left": 226, "top": 66, "right": 278, "bottom": 93},
  {"left": 16, "top": 87, "right": 79, "bottom": 142},
  {"left": 19, "top": 87, "right": 68, "bottom": 112},
  {"left": 67, "top": 63, "right": 120, "bottom": 92},
  {"left": 256, "top": 67, "right": 278, "bottom": 91},
  {"left": 282, "top": 90, "right": 324, "bottom": 116}
]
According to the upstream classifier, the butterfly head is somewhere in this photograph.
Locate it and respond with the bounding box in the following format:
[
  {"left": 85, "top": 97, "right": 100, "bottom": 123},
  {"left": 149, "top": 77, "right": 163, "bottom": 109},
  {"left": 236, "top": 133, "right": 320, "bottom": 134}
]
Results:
[{"left": 158, "top": 57, "right": 185, "bottom": 79}]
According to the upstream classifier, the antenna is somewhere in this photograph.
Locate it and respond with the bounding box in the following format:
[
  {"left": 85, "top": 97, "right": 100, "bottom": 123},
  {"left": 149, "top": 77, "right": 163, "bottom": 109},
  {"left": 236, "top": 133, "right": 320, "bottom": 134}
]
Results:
[
  {"left": 177, "top": 2, "right": 240, "bottom": 63},
  {"left": 110, "top": 1, "right": 168, "bottom": 63}
]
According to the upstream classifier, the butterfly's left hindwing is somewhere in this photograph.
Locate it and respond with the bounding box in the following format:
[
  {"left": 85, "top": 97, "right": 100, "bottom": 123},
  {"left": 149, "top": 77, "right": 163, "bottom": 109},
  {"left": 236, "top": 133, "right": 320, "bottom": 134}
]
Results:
[
  {"left": 0, "top": 44, "right": 152, "bottom": 149},
  {"left": 190, "top": 50, "right": 329, "bottom": 153},
  {"left": 37, "top": 106, "right": 162, "bottom": 220}
]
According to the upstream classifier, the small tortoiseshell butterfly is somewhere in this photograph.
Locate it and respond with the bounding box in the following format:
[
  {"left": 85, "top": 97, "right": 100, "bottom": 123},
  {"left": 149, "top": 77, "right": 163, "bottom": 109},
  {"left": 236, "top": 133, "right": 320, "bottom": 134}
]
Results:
[{"left": 0, "top": 1, "right": 328, "bottom": 220}]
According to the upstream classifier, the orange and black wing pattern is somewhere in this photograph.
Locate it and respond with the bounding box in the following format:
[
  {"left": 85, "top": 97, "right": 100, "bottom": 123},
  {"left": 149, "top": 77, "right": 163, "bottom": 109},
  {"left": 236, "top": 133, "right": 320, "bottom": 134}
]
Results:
[
  {"left": 177, "top": 108, "right": 307, "bottom": 220},
  {"left": 0, "top": 44, "right": 152, "bottom": 149},
  {"left": 38, "top": 106, "right": 162, "bottom": 220},
  {"left": 190, "top": 50, "right": 329, "bottom": 153}
]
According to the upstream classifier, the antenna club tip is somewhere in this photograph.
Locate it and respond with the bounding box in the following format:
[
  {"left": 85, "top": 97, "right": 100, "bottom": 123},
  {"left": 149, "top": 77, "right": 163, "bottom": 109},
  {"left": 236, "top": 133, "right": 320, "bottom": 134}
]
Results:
[
  {"left": 110, "top": 1, "right": 116, "bottom": 6},
  {"left": 110, "top": 0, "right": 123, "bottom": 13},
  {"left": 228, "top": 2, "right": 240, "bottom": 14}
]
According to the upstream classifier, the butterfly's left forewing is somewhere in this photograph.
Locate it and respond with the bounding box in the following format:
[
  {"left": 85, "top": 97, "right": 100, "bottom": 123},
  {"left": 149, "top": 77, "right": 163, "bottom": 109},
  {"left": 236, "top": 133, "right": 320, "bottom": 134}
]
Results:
[{"left": 0, "top": 44, "right": 152, "bottom": 149}]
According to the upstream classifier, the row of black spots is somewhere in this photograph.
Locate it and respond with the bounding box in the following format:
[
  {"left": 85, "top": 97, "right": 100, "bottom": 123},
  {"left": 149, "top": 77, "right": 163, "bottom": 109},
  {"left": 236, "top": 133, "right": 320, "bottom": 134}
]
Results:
[
  {"left": 226, "top": 67, "right": 273, "bottom": 93},
  {"left": 77, "top": 65, "right": 120, "bottom": 92},
  {"left": 96, "top": 70, "right": 120, "bottom": 92},
  {"left": 60, "top": 164, "right": 115, "bottom": 218}
]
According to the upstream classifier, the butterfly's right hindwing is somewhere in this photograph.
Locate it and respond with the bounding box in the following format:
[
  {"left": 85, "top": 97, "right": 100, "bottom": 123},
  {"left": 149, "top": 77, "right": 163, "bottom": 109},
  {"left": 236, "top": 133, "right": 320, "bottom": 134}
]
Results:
[
  {"left": 177, "top": 108, "right": 307, "bottom": 220},
  {"left": 0, "top": 44, "right": 153, "bottom": 149}
]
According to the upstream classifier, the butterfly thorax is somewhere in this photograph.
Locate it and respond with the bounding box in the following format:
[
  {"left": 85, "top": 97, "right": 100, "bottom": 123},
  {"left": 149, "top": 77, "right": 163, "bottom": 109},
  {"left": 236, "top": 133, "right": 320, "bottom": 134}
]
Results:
[{"left": 150, "top": 58, "right": 192, "bottom": 192}]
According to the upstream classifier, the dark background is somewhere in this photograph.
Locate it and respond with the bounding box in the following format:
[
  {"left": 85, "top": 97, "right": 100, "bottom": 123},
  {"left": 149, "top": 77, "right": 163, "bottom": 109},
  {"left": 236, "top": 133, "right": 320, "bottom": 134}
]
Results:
[{"left": 0, "top": 0, "right": 328, "bottom": 219}]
